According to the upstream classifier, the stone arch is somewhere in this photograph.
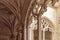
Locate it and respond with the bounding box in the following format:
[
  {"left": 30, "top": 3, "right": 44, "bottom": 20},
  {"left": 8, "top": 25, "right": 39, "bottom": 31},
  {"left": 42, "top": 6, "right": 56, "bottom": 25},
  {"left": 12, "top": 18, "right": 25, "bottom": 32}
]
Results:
[
  {"left": 25, "top": 0, "right": 58, "bottom": 27},
  {"left": 41, "top": 16, "right": 56, "bottom": 40},
  {"left": 24, "top": 0, "right": 35, "bottom": 28},
  {"left": 24, "top": 0, "right": 34, "bottom": 39},
  {"left": 24, "top": 0, "right": 58, "bottom": 40},
  {"left": 24, "top": 0, "right": 46, "bottom": 40}
]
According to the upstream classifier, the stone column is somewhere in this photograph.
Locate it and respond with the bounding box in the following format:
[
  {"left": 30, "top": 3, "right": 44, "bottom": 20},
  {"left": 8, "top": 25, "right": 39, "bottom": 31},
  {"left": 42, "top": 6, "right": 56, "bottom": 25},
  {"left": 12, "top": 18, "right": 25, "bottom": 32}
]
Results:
[
  {"left": 17, "top": 25, "right": 24, "bottom": 40},
  {"left": 43, "top": 30, "right": 45, "bottom": 40},
  {"left": 39, "top": 14, "right": 42, "bottom": 40},
  {"left": 36, "top": 15, "right": 40, "bottom": 40},
  {"left": 10, "top": 33, "right": 17, "bottom": 40}
]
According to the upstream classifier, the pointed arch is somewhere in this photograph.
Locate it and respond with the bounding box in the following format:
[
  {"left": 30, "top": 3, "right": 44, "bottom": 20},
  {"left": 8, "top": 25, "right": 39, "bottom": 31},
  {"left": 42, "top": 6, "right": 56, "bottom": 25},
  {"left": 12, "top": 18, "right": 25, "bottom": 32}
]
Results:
[{"left": 41, "top": 16, "right": 55, "bottom": 29}]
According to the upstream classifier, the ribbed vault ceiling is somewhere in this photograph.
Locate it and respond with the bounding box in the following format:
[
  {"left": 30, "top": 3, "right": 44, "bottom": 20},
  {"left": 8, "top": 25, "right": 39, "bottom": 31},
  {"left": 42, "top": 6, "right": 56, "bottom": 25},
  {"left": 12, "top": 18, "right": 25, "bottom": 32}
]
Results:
[{"left": 0, "top": 0, "right": 59, "bottom": 25}]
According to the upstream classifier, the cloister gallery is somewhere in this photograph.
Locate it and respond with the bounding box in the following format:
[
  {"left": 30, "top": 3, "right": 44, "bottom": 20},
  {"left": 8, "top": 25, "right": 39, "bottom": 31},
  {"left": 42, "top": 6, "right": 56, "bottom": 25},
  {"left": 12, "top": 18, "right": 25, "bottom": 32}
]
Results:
[{"left": 0, "top": 0, "right": 60, "bottom": 40}]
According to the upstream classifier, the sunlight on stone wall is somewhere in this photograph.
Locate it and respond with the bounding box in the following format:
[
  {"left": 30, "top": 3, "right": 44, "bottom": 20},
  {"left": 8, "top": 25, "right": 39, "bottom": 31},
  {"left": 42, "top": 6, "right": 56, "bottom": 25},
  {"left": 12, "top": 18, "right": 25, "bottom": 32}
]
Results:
[
  {"left": 42, "top": 6, "right": 60, "bottom": 40},
  {"left": 42, "top": 7, "right": 57, "bottom": 27}
]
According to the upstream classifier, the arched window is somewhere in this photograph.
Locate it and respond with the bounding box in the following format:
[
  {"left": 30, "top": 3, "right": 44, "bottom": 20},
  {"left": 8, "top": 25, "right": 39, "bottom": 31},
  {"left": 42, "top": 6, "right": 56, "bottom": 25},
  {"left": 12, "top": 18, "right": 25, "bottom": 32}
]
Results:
[
  {"left": 25, "top": 0, "right": 58, "bottom": 40},
  {"left": 41, "top": 17, "right": 55, "bottom": 40}
]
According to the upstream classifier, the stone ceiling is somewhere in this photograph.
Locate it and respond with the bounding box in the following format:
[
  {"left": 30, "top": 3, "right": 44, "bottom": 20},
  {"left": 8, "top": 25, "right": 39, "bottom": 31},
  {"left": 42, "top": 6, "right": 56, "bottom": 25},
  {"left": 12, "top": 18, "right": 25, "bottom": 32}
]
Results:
[
  {"left": 0, "top": 0, "right": 31, "bottom": 25},
  {"left": 0, "top": 0, "right": 59, "bottom": 25}
]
